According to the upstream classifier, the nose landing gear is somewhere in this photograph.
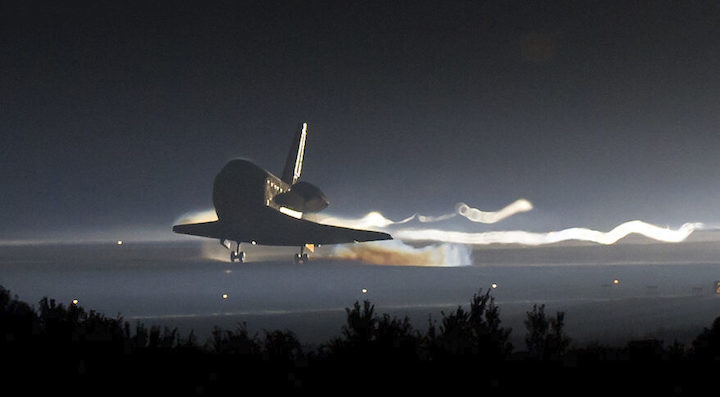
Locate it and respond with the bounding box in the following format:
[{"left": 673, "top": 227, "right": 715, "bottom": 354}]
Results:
[{"left": 294, "top": 245, "right": 309, "bottom": 264}]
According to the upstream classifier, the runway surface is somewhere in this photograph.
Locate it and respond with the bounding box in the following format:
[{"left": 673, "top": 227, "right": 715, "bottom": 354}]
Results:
[{"left": 2, "top": 236, "right": 720, "bottom": 347}]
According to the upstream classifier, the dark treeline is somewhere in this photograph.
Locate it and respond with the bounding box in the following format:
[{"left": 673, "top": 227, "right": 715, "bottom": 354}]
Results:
[{"left": 2, "top": 285, "right": 720, "bottom": 395}]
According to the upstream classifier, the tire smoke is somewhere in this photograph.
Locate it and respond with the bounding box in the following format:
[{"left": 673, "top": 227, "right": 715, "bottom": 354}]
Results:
[{"left": 330, "top": 240, "right": 472, "bottom": 267}]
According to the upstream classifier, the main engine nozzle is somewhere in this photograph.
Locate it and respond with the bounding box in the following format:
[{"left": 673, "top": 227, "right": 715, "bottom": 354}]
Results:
[{"left": 272, "top": 181, "right": 329, "bottom": 213}]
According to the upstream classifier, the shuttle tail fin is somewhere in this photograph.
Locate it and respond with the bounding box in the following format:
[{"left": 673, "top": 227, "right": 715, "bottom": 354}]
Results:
[{"left": 281, "top": 122, "right": 308, "bottom": 185}]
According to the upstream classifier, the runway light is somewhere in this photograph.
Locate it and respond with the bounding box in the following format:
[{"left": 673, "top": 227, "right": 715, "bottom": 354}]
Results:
[
  {"left": 361, "top": 288, "right": 368, "bottom": 294},
  {"left": 221, "top": 293, "right": 229, "bottom": 300},
  {"left": 613, "top": 279, "right": 620, "bottom": 285},
  {"left": 117, "top": 240, "right": 123, "bottom": 245}
]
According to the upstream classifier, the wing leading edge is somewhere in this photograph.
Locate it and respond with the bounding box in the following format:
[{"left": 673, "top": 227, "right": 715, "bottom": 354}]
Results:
[{"left": 173, "top": 209, "right": 391, "bottom": 246}]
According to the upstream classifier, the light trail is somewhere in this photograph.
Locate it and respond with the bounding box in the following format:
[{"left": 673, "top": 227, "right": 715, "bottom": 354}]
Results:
[
  {"left": 307, "top": 199, "right": 534, "bottom": 229},
  {"left": 393, "top": 221, "right": 703, "bottom": 245}
]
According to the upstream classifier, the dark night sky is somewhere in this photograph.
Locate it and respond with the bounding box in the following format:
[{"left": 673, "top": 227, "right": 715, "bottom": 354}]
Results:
[{"left": 2, "top": 0, "right": 720, "bottom": 240}]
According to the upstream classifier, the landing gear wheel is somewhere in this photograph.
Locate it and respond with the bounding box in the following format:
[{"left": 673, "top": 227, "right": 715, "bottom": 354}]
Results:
[
  {"left": 230, "top": 250, "right": 245, "bottom": 263},
  {"left": 293, "top": 252, "right": 309, "bottom": 264}
]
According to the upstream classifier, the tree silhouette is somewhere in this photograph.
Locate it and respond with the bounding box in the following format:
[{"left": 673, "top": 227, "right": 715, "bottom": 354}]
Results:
[
  {"left": 8, "top": 282, "right": 720, "bottom": 394},
  {"left": 524, "top": 304, "right": 571, "bottom": 360},
  {"left": 375, "top": 313, "right": 421, "bottom": 360},
  {"left": 691, "top": 316, "right": 720, "bottom": 360},
  {"left": 342, "top": 300, "right": 377, "bottom": 346},
  {"left": 324, "top": 300, "right": 422, "bottom": 362},
  {"left": 263, "top": 329, "right": 303, "bottom": 363},
  {"left": 210, "top": 322, "right": 260, "bottom": 356},
  {"left": 432, "top": 289, "right": 512, "bottom": 360},
  {"left": 0, "top": 286, "right": 37, "bottom": 346}
]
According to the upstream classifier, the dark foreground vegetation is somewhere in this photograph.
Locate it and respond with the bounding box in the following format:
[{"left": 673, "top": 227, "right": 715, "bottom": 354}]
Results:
[{"left": 2, "top": 285, "right": 720, "bottom": 395}]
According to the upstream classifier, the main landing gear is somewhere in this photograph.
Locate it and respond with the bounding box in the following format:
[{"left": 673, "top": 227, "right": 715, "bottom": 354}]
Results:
[
  {"left": 231, "top": 247, "right": 245, "bottom": 263},
  {"left": 222, "top": 239, "right": 245, "bottom": 263},
  {"left": 294, "top": 245, "right": 309, "bottom": 264}
]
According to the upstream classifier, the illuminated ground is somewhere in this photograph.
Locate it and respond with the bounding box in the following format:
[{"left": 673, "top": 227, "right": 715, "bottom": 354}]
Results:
[{"left": 1, "top": 234, "right": 719, "bottom": 347}]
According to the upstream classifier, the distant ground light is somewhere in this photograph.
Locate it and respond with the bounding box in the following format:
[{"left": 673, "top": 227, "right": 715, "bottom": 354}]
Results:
[
  {"left": 117, "top": 240, "right": 123, "bottom": 245},
  {"left": 491, "top": 283, "right": 498, "bottom": 289},
  {"left": 361, "top": 288, "right": 368, "bottom": 294},
  {"left": 613, "top": 279, "right": 620, "bottom": 285},
  {"left": 72, "top": 299, "right": 79, "bottom": 305},
  {"left": 221, "top": 293, "right": 229, "bottom": 300}
]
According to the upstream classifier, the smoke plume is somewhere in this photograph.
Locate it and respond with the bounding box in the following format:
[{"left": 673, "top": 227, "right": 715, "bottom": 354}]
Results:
[{"left": 331, "top": 240, "right": 471, "bottom": 267}]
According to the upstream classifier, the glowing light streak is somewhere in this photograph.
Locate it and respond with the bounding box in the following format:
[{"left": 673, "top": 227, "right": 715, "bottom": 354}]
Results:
[
  {"left": 308, "top": 211, "right": 398, "bottom": 229},
  {"left": 279, "top": 206, "right": 303, "bottom": 219},
  {"left": 293, "top": 123, "right": 307, "bottom": 184},
  {"left": 308, "top": 199, "right": 534, "bottom": 230},
  {"left": 456, "top": 199, "right": 533, "bottom": 224},
  {"left": 393, "top": 221, "right": 702, "bottom": 246},
  {"left": 175, "top": 209, "right": 218, "bottom": 225}
]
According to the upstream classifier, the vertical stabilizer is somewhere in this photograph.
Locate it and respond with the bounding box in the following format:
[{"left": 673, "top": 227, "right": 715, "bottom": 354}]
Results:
[{"left": 281, "top": 122, "right": 308, "bottom": 185}]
